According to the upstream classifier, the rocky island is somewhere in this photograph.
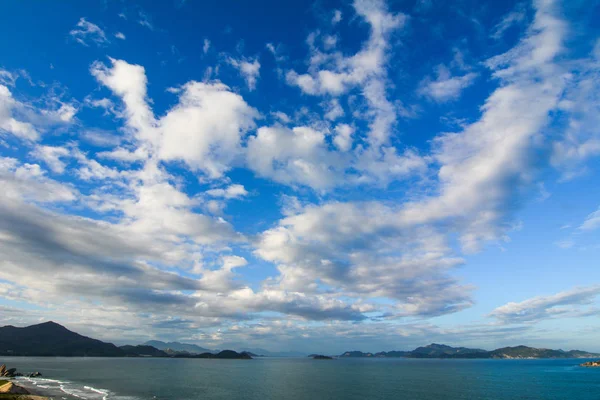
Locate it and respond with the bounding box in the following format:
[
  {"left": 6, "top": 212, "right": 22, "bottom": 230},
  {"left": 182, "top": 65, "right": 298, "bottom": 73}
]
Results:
[
  {"left": 310, "top": 354, "right": 333, "bottom": 360},
  {"left": 580, "top": 360, "right": 600, "bottom": 367}
]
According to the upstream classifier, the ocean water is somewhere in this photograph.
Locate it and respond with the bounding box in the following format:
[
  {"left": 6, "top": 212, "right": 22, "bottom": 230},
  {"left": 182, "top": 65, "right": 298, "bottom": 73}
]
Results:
[{"left": 2, "top": 356, "right": 600, "bottom": 400}]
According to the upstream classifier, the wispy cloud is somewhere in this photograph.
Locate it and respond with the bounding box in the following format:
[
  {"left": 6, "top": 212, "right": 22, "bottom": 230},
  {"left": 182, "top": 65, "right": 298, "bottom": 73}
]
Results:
[
  {"left": 69, "top": 18, "right": 109, "bottom": 46},
  {"left": 490, "top": 286, "right": 600, "bottom": 323}
]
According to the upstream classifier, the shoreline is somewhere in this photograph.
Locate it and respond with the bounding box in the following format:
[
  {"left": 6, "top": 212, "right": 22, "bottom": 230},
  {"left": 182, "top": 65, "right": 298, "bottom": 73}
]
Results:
[
  {"left": 1, "top": 379, "right": 50, "bottom": 400},
  {"left": 14, "top": 376, "right": 111, "bottom": 400}
]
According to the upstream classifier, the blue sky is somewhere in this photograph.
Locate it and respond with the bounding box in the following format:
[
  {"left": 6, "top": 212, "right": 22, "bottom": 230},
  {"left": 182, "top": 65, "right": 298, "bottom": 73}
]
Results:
[{"left": 0, "top": 0, "right": 600, "bottom": 353}]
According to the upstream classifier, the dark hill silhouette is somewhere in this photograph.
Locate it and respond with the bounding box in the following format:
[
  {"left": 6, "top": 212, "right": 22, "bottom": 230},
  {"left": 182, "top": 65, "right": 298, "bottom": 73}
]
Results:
[
  {"left": 0, "top": 321, "right": 123, "bottom": 356},
  {"left": 119, "top": 345, "right": 168, "bottom": 357},
  {"left": 0, "top": 322, "right": 252, "bottom": 358}
]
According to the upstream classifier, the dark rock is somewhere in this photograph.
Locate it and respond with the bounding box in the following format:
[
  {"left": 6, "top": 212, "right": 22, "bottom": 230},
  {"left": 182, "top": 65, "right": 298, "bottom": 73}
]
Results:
[
  {"left": 581, "top": 360, "right": 600, "bottom": 367},
  {"left": 312, "top": 355, "right": 333, "bottom": 360}
]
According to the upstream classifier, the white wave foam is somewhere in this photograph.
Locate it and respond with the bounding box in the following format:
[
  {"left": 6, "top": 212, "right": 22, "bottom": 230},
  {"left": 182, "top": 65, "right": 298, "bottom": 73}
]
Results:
[
  {"left": 85, "top": 385, "right": 110, "bottom": 400},
  {"left": 17, "top": 376, "right": 142, "bottom": 400}
]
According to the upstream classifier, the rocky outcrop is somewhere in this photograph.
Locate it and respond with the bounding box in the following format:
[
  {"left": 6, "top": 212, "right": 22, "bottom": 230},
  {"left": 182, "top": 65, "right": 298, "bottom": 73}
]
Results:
[
  {"left": 580, "top": 360, "right": 600, "bottom": 367},
  {"left": 1, "top": 367, "right": 17, "bottom": 377},
  {"left": 0, "top": 381, "right": 30, "bottom": 394}
]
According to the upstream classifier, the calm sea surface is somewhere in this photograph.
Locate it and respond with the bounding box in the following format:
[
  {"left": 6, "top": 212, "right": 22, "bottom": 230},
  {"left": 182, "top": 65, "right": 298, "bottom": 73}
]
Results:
[{"left": 3, "top": 356, "right": 600, "bottom": 400}]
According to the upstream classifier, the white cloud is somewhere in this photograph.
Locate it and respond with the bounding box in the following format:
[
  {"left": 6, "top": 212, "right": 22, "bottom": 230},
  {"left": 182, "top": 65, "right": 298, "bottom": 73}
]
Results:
[
  {"left": 332, "top": 10, "right": 342, "bottom": 25},
  {"left": 81, "top": 129, "right": 122, "bottom": 147},
  {"left": 93, "top": 59, "right": 260, "bottom": 178},
  {"left": 490, "top": 286, "right": 600, "bottom": 323},
  {"left": 0, "top": 69, "right": 17, "bottom": 87},
  {"left": 579, "top": 207, "right": 600, "bottom": 231},
  {"left": 401, "top": 0, "right": 567, "bottom": 253},
  {"left": 323, "top": 35, "right": 338, "bottom": 50},
  {"left": 138, "top": 11, "right": 154, "bottom": 30},
  {"left": 333, "top": 123, "right": 354, "bottom": 151},
  {"left": 324, "top": 98, "right": 344, "bottom": 120},
  {"left": 69, "top": 18, "right": 109, "bottom": 46},
  {"left": 115, "top": 32, "right": 126, "bottom": 40},
  {"left": 206, "top": 184, "right": 248, "bottom": 199},
  {"left": 203, "top": 39, "right": 210, "bottom": 54},
  {"left": 30, "top": 145, "right": 71, "bottom": 173},
  {"left": 271, "top": 111, "right": 291, "bottom": 123},
  {"left": 419, "top": 65, "right": 477, "bottom": 102},
  {"left": 254, "top": 201, "right": 471, "bottom": 317},
  {"left": 158, "top": 82, "right": 259, "bottom": 177},
  {"left": 247, "top": 125, "right": 344, "bottom": 190},
  {"left": 227, "top": 56, "right": 261, "bottom": 91},
  {"left": 491, "top": 3, "right": 527, "bottom": 40},
  {"left": 0, "top": 85, "right": 38, "bottom": 141},
  {"left": 550, "top": 40, "right": 600, "bottom": 179}
]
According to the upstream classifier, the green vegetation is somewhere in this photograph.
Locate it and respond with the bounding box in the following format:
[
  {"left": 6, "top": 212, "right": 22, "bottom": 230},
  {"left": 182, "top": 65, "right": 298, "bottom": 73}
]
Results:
[{"left": 340, "top": 344, "right": 600, "bottom": 359}]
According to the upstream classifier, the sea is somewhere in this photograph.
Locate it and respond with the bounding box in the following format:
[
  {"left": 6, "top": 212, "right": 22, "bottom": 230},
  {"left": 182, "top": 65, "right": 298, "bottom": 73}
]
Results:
[{"left": 3, "top": 356, "right": 600, "bottom": 400}]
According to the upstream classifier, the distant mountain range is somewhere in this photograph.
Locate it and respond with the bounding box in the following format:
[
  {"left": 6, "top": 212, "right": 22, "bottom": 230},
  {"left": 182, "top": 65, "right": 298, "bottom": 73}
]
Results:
[
  {"left": 239, "top": 348, "right": 307, "bottom": 357},
  {"left": 2, "top": 323, "right": 598, "bottom": 360},
  {"left": 340, "top": 343, "right": 600, "bottom": 359},
  {"left": 143, "top": 340, "right": 212, "bottom": 354},
  {"left": 0, "top": 322, "right": 249, "bottom": 359}
]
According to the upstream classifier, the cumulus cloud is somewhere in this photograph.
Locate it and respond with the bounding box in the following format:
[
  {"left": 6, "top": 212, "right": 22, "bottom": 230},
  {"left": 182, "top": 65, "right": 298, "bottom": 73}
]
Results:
[
  {"left": 279, "top": 0, "right": 427, "bottom": 189},
  {"left": 69, "top": 18, "right": 109, "bottom": 46},
  {"left": 247, "top": 125, "right": 345, "bottom": 190},
  {"left": 255, "top": 201, "right": 471, "bottom": 318},
  {"left": 92, "top": 58, "right": 259, "bottom": 178}
]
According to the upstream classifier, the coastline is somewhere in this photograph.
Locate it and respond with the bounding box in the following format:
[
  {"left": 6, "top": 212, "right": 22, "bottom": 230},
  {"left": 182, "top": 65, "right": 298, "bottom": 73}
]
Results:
[
  {"left": 1, "top": 379, "right": 49, "bottom": 400},
  {"left": 14, "top": 376, "right": 113, "bottom": 400}
]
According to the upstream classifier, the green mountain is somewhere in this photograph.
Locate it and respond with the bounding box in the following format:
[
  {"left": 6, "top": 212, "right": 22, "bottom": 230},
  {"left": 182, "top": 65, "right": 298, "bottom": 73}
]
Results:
[
  {"left": 119, "top": 345, "right": 169, "bottom": 357},
  {"left": 409, "top": 343, "right": 486, "bottom": 358},
  {"left": 340, "top": 344, "right": 600, "bottom": 359},
  {"left": 0, "top": 322, "right": 252, "bottom": 359},
  {"left": 487, "top": 346, "right": 600, "bottom": 359},
  {"left": 0, "top": 321, "right": 123, "bottom": 356}
]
